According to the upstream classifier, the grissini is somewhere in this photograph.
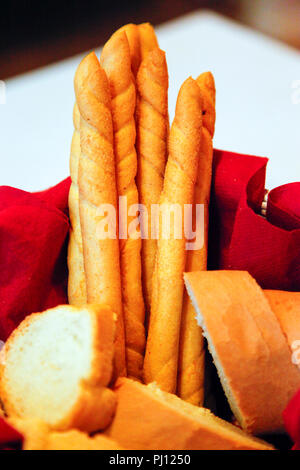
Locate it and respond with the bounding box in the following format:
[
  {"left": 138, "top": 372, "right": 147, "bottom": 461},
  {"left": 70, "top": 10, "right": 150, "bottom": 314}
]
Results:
[
  {"left": 75, "top": 52, "right": 126, "bottom": 378},
  {"left": 106, "top": 378, "right": 274, "bottom": 450},
  {"left": 67, "top": 103, "right": 87, "bottom": 305},
  {"left": 143, "top": 78, "right": 202, "bottom": 393},
  {"left": 184, "top": 270, "right": 300, "bottom": 434},
  {"left": 113, "top": 24, "right": 141, "bottom": 77},
  {"left": 136, "top": 48, "right": 169, "bottom": 314},
  {"left": 114, "top": 23, "right": 159, "bottom": 76},
  {"left": 100, "top": 33, "right": 145, "bottom": 381},
  {"left": 177, "top": 72, "right": 216, "bottom": 406},
  {"left": 138, "top": 23, "right": 159, "bottom": 61}
]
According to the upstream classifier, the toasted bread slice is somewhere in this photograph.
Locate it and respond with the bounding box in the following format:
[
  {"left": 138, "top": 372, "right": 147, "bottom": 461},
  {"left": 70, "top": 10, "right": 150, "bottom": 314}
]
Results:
[
  {"left": 0, "top": 304, "right": 117, "bottom": 433},
  {"left": 107, "top": 378, "right": 274, "bottom": 450}
]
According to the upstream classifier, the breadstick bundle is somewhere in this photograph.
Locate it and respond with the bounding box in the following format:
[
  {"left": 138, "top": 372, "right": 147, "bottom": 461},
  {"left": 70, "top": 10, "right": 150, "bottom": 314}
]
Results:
[{"left": 66, "top": 22, "right": 218, "bottom": 403}]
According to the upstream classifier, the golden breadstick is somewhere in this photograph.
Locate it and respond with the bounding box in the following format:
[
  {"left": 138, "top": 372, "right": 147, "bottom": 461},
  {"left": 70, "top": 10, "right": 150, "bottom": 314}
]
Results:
[
  {"left": 67, "top": 103, "right": 87, "bottom": 305},
  {"left": 75, "top": 52, "right": 126, "bottom": 378},
  {"left": 136, "top": 48, "right": 169, "bottom": 314},
  {"left": 100, "top": 33, "right": 145, "bottom": 380},
  {"left": 138, "top": 23, "right": 159, "bottom": 61},
  {"left": 114, "top": 23, "right": 158, "bottom": 76},
  {"left": 143, "top": 78, "right": 202, "bottom": 393},
  {"left": 177, "top": 72, "right": 216, "bottom": 406},
  {"left": 113, "top": 24, "right": 141, "bottom": 77}
]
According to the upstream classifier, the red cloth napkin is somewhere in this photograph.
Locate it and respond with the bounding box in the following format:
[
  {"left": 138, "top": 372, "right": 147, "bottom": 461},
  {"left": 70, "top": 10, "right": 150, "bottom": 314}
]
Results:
[
  {"left": 0, "top": 177, "right": 71, "bottom": 342},
  {"left": 0, "top": 417, "right": 23, "bottom": 450},
  {"left": 209, "top": 149, "right": 300, "bottom": 291}
]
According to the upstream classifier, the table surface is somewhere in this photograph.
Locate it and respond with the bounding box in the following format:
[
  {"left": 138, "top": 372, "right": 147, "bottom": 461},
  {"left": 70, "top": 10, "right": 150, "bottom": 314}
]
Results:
[{"left": 1, "top": 10, "right": 299, "bottom": 192}]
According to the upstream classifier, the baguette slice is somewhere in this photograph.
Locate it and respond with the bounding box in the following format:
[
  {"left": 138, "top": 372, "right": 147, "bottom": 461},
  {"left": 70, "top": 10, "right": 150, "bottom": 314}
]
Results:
[
  {"left": 184, "top": 270, "right": 300, "bottom": 434},
  {"left": 107, "top": 378, "right": 273, "bottom": 450},
  {"left": 0, "top": 304, "right": 117, "bottom": 433},
  {"left": 264, "top": 290, "right": 300, "bottom": 352}
]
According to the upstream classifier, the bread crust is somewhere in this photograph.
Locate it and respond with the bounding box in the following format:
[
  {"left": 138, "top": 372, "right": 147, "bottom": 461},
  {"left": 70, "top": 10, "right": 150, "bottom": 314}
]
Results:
[
  {"left": 67, "top": 103, "right": 87, "bottom": 305},
  {"left": 100, "top": 33, "right": 145, "bottom": 380},
  {"left": 45, "top": 429, "right": 123, "bottom": 450},
  {"left": 75, "top": 52, "right": 126, "bottom": 378},
  {"left": 143, "top": 78, "right": 202, "bottom": 392},
  {"left": 177, "top": 72, "right": 216, "bottom": 406},
  {"left": 185, "top": 270, "right": 300, "bottom": 434},
  {"left": 107, "top": 378, "right": 274, "bottom": 450},
  {"left": 9, "top": 417, "right": 122, "bottom": 449},
  {"left": 264, "top": 290, "right": 300, "bottom": 353},
  {"left": 136, "top": 48, "right": 169, "bottom": 314}
]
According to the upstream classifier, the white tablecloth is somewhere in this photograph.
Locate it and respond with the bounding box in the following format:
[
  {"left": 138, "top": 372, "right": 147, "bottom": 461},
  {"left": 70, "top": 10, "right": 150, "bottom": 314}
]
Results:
[{"left": 1, "top": 10, "right": 299, "bottom": 191}]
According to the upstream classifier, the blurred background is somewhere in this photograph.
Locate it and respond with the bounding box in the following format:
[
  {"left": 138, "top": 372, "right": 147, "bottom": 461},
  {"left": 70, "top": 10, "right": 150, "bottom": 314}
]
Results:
[{"left": 1, "top": 0, "right": 300, "bottom": 79}]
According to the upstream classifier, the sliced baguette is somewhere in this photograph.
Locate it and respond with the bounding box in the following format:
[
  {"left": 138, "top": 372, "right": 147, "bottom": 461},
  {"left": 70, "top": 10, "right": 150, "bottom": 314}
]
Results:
[
  {"left": 184, "top": 270, "right": 300, "bottom": 434},
  {"left": 0, "top": 304, "right": 117, "bottom": 433},
  {"left": 107, "top": 378, "right": 274, "bottom": 450}
]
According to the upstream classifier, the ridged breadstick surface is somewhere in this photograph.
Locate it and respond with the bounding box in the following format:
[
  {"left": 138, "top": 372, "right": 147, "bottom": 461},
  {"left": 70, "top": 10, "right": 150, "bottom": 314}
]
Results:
[
  {"left": 178, "top": 72, "right": 216, "bottom": 406},
  {"left": 136, "top": 48, "right": 169, "bottom": 314},
  {"left": 100, "top": 33, "right": 145, "bottom": 380},
  {"left": 114, "top": 23, "right": 158, "bottom": 76},
  {"left": 143, "top": 78, "right": 202, "bottom": 393},
  {"left": 138, "top": 23, "right": 159, "bottom": 61},
  {"left": 75, "top": 52, "right": 126, "bottom": 378},
  {"left": 113, "top": 24, "right": 141, "bottom": 77},
  {"left": 67, "top": 103, "right": 87, "bottom": 305}
]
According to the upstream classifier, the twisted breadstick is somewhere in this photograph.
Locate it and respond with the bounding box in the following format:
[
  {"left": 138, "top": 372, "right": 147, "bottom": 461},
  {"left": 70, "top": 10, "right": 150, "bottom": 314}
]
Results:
[
  {"left": 113, "top": 24, "right": 141, "bottom": 77},
  {"left": 114, "top": 23, "right": 158, "bottom": 76},
  {"left": 138, "top": 23, "right": 159, "bottom": 61},
  {"left": 136, "top": 48, "right": 169, "bottom": 314},
  {"left": 75, "top": 52, "right": 126, "bottom": 378},
  {"left": 100, "top": 33, "right": 145, "bottom": 380},
  {"left": 143, "top": 78, "right": 202, "bottom": 393},
  {"left": 67, "top": 103, "right": 87, "bottom": 305},
  {"left": 177, "top": 72, "right": 216, "bottom": 406}
]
